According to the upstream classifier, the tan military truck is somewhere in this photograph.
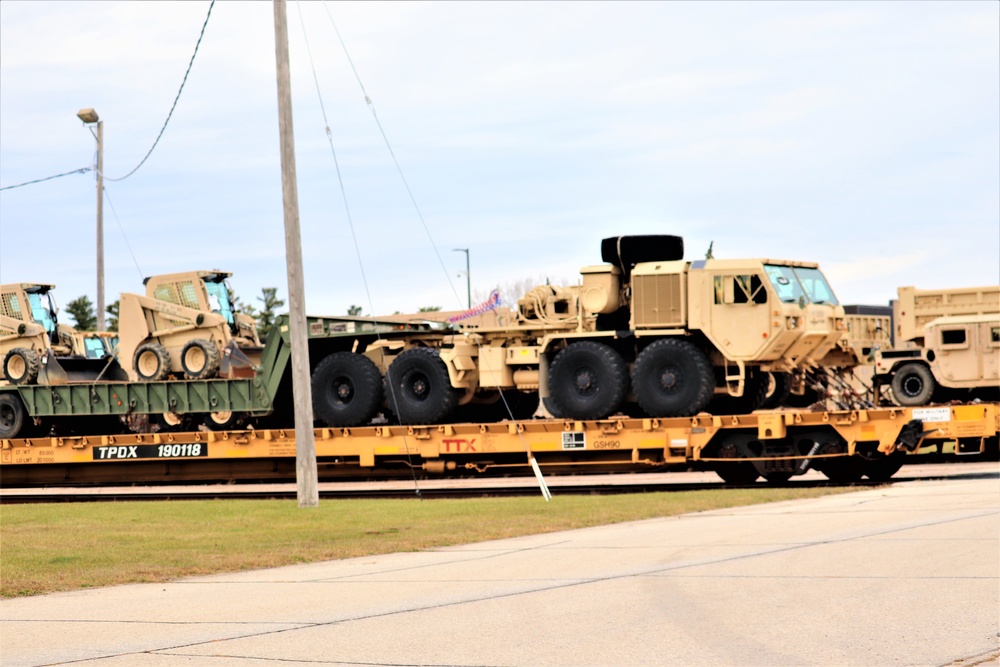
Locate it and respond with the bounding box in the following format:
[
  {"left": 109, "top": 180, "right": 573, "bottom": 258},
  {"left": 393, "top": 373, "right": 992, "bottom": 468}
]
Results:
[
  {"left": 117, "top": 270, "right": 262, "bottom": 383},
  {"left": 873, "top": 285, "right": 1000, "bottom": 405},
  {"left": 312, "top": 236, "right": 847, "bottom": 425},
  {"left": 1, "top": 283, "right": 126, "bottom": 385}
]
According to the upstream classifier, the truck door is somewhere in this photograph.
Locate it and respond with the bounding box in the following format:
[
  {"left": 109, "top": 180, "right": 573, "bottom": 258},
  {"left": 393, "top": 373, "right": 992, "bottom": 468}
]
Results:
[
  {"left": 709, "top": 273, "right": 770, "bottom": 359},
  {"left": 934, "top": 324, "right": 980, "bottom": 383},
  {"left": 980, "top": 322, "right": 999, "bottom": 382}
]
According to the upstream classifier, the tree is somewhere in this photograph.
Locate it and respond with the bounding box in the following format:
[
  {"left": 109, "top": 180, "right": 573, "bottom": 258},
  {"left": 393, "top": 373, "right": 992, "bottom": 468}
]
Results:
[
  {"left": 105, "top": 300, "right": 120, "bottom": 332},
  {"left": 347, "top": 305, "right": 363, "bottom": 316},
  {"left": 418, "top": 306, "right": 442, "bottom": 312},
  {"left": 255, "top": 287, "right": 285, "bottom": 339},
  {"left": 65, "top": 295, "right": 97, "bottom": 331}
]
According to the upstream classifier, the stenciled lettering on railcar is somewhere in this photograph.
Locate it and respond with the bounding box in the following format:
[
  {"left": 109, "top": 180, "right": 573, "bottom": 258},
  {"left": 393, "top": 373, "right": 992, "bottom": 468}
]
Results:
[{"left": 92, "top": 444, "right": 209, "bottom": 460}]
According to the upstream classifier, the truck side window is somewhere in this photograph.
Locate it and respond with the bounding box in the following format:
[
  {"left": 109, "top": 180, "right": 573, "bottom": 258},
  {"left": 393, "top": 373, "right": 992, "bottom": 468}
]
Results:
[
  {"left": 732, "top": 275, "right": 767, "bottom": 304},
  {"left": 992, "top": 327, "right": 1000, "bottom": 344},
  {"left": 941, "top": 329, "right": 966, "bottom": 346}
]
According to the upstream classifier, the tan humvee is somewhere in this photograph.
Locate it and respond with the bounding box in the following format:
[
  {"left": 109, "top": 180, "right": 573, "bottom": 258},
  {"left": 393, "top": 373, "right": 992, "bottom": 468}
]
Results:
[
  {"left": 873, "top": 285, "right": 1000, "bottom": 405},
  {"left": 0, "top": 283, "right": 126, "bottom": 385},
  {"left": 117, "top": 271, "right": 261, "bottom": 382}
]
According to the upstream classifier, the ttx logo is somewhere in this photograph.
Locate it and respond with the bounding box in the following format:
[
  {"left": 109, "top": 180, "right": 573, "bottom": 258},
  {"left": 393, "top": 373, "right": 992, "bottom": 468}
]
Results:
[{"left": 441, "top": 438, "right": 477, "bottom": 453}]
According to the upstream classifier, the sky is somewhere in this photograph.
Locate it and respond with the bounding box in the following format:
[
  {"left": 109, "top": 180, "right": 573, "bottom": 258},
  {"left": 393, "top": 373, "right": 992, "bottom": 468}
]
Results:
[{"left": 1, "top": 1, "right": 997, "bottom": 322}]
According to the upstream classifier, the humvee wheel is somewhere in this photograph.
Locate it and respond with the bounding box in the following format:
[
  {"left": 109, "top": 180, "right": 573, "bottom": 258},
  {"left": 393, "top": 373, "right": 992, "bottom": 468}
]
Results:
[
  {"left": 632, "top": 339, "right": 714, "bottom": 417},
  {"left": 134, "top": 343, "right": 171, "bottom": 381},
  {"left": 312, "top": 352, "right": 385, "bottom": 427},
  {"left": 181, "top": 339, "right": 221, "bottom": 380},
  {"left": 714, "top": 462, "right": 760, "bottom": 485},
  {"left": 0, "top": 393, "right": 30, "bottom": 439},
  {"left": 891, "top": 363, "right": 935, "bottom": 406},
  {"left": 548, "top": 341, "right": 627, "bottom": 420},
  {"left": 386, "top": 348, "right": 457, "bottom": 424},
  {"left": 3, "top": 348, "right": 40, "bottom": 385}
]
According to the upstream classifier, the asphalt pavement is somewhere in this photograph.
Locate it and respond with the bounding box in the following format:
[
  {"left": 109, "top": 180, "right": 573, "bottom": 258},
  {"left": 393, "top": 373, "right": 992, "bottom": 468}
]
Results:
[{"left": 1, "top": 462, "right": 998, "bottom": 667}]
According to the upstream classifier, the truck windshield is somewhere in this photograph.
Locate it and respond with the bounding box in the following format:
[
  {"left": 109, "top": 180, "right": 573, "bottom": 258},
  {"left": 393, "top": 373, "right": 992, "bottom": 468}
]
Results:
[
  {"left": 764, "top": 265, "right": 840, "bottom": 306},
  {"left": 764, "top": 265, "right": 807, "bottom": 304},
  {"left": 793, "top": 267, "right": 839, "bottom": 306},
  {"left": 204, "top": 280, "right": 234, "bottom": 325},
  {"left": 27, "top": 293, "right": 56, "bottom": 333}
]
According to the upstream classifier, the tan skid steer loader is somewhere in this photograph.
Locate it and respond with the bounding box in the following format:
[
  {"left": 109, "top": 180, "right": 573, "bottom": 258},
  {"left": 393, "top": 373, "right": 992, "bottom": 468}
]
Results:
[{"left": 0, "top": 283, "right": 126, "bottom": 385}]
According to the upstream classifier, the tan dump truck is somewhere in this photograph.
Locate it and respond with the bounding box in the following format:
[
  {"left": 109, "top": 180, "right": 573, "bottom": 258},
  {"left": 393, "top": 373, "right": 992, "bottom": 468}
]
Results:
[
  {"left": 117, "top": 271, "right": 261, "bottom": 383},
  {"left": 312, "top": 235, "right": 847, "bottom": 425},
  {"left": 0, "top": 283, "right": 126, "bottom": 385},
  {"left": 873, "top": 285, "right": 1000, "bottom": 405}
]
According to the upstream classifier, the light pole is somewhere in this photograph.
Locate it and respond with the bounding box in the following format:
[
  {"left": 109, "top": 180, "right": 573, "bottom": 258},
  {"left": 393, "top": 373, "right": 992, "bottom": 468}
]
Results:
[
  {"left": 77, "top": 108, "right": 104, "bottom": 331},
  {"left": 453, "top": 248, "right": 470, "bottom": 309}
]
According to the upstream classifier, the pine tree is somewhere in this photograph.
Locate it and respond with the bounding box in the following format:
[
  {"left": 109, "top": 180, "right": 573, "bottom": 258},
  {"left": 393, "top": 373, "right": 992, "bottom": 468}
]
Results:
[
  {"left": 65, "top": 295, "right": 97, "bottom": 331},
  {"left": 105, "top": 300, "right": 120, "bottom": 332},
  {"left": 256, "top": 287, "right": 285, "bottom": 338}
]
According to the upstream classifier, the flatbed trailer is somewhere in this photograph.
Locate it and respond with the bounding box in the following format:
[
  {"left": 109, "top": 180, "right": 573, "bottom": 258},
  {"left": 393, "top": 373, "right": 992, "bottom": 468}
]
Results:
[{"left": 2, "top": 403, "right": 996, "bottom": 487}]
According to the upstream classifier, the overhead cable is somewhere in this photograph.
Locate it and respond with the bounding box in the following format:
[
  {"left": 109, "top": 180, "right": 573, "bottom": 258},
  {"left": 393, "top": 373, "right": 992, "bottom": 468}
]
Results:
[
  {"left": 105, "top": 0, "right": 216, "bottom": 182},
  {"left": 0, "top": 167, "right": 92, "bottom": 192}
]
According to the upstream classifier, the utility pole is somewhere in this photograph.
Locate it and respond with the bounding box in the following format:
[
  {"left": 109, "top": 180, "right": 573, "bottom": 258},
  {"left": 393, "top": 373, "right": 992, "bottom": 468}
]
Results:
[
  {"left": 273, "top": 0, "right": 317, "bottom": 507},
  {"left": 453, "top": 248, "right": 470, "bottom": 309},
  {"left": 76, "top": 108, "right": 104, "bottom": 330}
]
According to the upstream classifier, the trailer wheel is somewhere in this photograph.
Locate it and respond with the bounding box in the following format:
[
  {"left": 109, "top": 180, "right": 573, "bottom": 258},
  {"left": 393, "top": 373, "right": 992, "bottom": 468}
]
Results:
[
  {"left": 714, "top": 462, "right": 760, "bottom": 485},
  {"left": 891, "top": 363, "right": 935, "bottom": 406},
  {"left": 134, "top": 343, "right": 171, "bottom": 381},
  {"left": 864, "top": 452, "right": 905, "bottom": 482},
  {"left": 181, "top": 339, "right": 221, "bottom": 380},
  {"left": 3, "top": 348, "right": 40, "bottom": 385},
  {"left": 0, "top": 393, "right": 30, "bottom": 439},
  {"left": 548, "top": 341, "right": 628, "bottom": 420},
  {"left": 817, "top": 457, "right": 865, "bottom": 484},
  {"left": 632, "top": 339, "right": 714, "bottom": 417},
  {"left": 385, "top": 348, "right": 457, "bottom": 424},
  {"left": 312, "top": 352, "right": 385, "bottom": 427}
]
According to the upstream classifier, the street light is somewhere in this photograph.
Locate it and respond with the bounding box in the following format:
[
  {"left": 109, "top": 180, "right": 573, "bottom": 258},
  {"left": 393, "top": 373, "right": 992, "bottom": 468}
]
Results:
[
  {"left": 453, "top": 248, "right": 470, "bottom": 309},
  {"left": 76, "top": 107, "right": 104, "bottom": 330}
]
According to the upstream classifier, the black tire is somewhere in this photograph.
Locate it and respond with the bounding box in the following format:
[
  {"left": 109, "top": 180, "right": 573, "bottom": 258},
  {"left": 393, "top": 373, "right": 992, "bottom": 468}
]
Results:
[
  {"left": 891, "top": 363, "right": 935, "bottom": 406},
  {"left": 385, "top": 348, "right": 457, "bottom": 425},
  {"left": 3, "top": 348, "right": 40, "bottom": 385},
  {"left": 134, "top": 342, "right": 171, "bottom": 381},
  {"left": 817, "top": 457, "right": 866, "bottom": 484},
  {"left": 864, "top": 453, "right": 905, "bottom": 482},
  {"left": 548, "top": 341, "right": 628, "bottom": 420},
  {"left": 0, "top": 393, "right": 30, "bottom": 439},
  {"left": 714, "top": 462, "right": 760, "bottom": 485},
  {"left": 542, "top": 395, "right": 565, "bottom": 419},
  {"left": 312, "top": 352, "right": 385, "bottom": 427},
  {"left": 181, "top": 339, "right": 221, "bottom": 380},
  {"left": 632, "top": 339, "right": 714, "bottom": 417},
  {"left": 761, "top": 372, "right": 791, "bottom": 409},
  {"left": 203, "top": 411, "right": 245, "bottom": 431}
]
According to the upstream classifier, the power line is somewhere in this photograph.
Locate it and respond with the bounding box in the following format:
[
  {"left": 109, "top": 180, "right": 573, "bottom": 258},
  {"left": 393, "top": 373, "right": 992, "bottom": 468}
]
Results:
[
  {"left": 0, "top": 167, "right": 92, "bottom": 192},
  {"left": 105, "top": 0, "right": 216, "bottom": 182}
]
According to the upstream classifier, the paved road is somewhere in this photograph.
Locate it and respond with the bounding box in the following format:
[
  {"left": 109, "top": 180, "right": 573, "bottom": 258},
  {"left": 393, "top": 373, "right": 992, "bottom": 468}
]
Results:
[{"left": 1, "top": 463, "right": 997, "bottom": 666}]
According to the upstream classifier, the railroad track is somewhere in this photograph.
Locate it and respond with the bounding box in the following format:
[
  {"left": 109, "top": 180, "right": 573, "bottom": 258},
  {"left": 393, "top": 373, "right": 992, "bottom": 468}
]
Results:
[{"left": 4, "top": 462, "right": 995, "bottom": 503}]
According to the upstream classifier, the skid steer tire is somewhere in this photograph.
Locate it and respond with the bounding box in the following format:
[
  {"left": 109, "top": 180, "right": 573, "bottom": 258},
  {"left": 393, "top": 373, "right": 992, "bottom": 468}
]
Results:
[
  {"left": 548, "top": 341, "right": 628, "bottom": 420},
  {"left": 385, "top": 348, "right": 458, "bottom": 425},
  {"left": 632, "top": 339, "right": 714, "bottom": 417},
  {"left": 3, "top": 348, "right": 40, "bottom": 385},
  {"left": 134, "top": 343, "right": 171, "bottom": 382},
  {"left": 181, "top": 339, "right": 221, "bottom": 380},
  {"left": 312, "top": 352, "right": 385, "bottom": 427}
]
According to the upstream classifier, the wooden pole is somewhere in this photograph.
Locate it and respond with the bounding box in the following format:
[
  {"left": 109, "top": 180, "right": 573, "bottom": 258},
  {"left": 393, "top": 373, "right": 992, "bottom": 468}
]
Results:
[
  {"left": 273, "top": 0, "right": 318, "bottom": 507},
  {"left": 95, "top": 119, "right": 105, "bottom": 331}
]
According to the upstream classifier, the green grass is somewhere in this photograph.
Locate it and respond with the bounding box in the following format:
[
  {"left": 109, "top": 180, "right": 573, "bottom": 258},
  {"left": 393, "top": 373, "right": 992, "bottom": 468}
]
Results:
[{"left": 0, "top": 487, "right": 850, "bottom": 597}]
